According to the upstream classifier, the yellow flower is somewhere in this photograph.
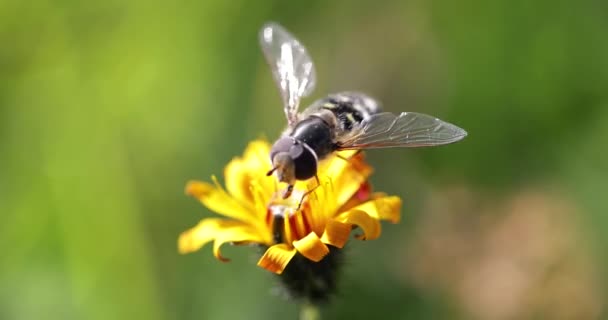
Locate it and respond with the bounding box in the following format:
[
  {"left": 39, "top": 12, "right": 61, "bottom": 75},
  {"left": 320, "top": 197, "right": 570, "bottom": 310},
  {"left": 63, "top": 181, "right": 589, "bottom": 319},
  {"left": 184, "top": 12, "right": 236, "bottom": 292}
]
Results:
[{"left": 178, "top": 139, "right": 401, "bottom": 275}]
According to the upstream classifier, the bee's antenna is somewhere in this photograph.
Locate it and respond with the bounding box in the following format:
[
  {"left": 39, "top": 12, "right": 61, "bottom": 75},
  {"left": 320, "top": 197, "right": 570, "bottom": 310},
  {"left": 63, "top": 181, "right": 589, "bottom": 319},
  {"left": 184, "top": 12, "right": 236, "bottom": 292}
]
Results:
[{"left": 282, "top": 185, "right": 294, "bottom": 199}]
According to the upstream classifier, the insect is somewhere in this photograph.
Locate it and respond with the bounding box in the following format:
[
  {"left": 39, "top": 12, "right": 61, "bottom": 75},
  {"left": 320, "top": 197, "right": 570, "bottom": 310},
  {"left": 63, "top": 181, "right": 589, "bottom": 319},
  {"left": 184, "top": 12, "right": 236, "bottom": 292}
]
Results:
[{"left": 260, "top": 22, "right": 467, "bottom": 199}]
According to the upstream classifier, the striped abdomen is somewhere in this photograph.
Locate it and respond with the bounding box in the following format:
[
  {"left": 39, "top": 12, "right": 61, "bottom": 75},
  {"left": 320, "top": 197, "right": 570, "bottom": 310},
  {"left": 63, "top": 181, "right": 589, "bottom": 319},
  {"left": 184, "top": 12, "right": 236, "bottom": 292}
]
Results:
[{"left": 316, "top": 92, "right": 381, "bottom": 133}]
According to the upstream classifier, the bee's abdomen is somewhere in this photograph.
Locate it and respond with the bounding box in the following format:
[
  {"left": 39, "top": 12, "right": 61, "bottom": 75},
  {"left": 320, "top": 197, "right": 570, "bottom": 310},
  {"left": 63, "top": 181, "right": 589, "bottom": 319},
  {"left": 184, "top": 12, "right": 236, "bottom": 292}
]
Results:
[{"left": 320, "top": 92, "right": 381, "bottom": 132}]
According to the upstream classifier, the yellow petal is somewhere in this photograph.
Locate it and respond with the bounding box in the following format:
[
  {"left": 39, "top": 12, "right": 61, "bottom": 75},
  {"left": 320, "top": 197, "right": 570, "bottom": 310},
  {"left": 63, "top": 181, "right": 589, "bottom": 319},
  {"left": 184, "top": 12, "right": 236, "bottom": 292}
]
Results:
[
  {"left": 319, "top": 150, "right": 359, "bottom": 176},
  {"left": 323, "top": 153, "right": 373, "bottom": 210},
  {"left": 243, "top": 140, "right": 271, "bottom": 165},
  {"left": 224, "top": 140, "right": 275, "bottom": 206},
  {"left": 350, "top": 195, "right": 402, "bottom": 223},
  {"left": 321, "top": 220, "right": 352, "bottom": 248},
  {"left": 185, "top": 180, "right": 260, "bottom": 227},
  {"left": 304, "top": 178, "right": 338, "bottom": 226},
  {"left": 178, "top": 218, "right": 268, "bottom": 257},
  {"left": 292, "top": 232, "right": 330, "bottom": 262},
  {"left": 257, "top": 243, "right": 297, "bottom": 274},
  {"left": 336, "top": 209, "right": 381, "bottom": 240},
  {"left": 212, "top": 226, "right": 269, "bottom": 262},
  {"left": 250, "top": 179, "right": 273, "bottom": 225},
  {"left": 224, "top": 158, "right": 254, "bottom": 205}
]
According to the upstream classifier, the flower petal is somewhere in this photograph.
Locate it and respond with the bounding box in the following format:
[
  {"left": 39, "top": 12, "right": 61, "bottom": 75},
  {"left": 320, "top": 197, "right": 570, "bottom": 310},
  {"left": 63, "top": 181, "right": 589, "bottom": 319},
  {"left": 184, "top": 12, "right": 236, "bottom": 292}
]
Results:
[
  {"left": 292, "top": 232, "right": 330, "bottom": 262},
  {"left": 350, "top": 195, "right": 402, "bottom": 223},
  {"left": 321, "top": 219, "right": 352, "bottom": 248},
  {"left": 224, "top": 158, "right": 254, "bottom": 205},
  {"left": 243, "top": 140, "right": 271, "bottom": 165},
  {"left": 178, "top": 218, "right": 268, "bottom": 258},
  {"left": 186, "top": 180, "right": 261, "bottom": 227},
  {"left": 322, "top": 153, "right": 373, "bottom": 210},
  {"left": 224, "top": 140, "right": 275, "bottom": 206},
  {"left": 319, "top": 150, "right": 359, "bottom": 176},
  {"left": 336, "top": 209, "right": 381, "bottom": 240},
  {"left": 213, "top": 222, "right": 273, "bottom": 261},
  {"left": 257, "top": 243, "right": 297, "bottom": 274}
]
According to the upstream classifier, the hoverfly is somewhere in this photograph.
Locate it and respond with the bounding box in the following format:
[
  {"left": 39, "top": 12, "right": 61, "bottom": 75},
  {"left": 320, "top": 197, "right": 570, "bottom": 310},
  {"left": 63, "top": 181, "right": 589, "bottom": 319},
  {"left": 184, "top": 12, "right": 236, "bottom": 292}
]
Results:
[{"left": 260, "top": 22, "right": 467, "bottom": 199}]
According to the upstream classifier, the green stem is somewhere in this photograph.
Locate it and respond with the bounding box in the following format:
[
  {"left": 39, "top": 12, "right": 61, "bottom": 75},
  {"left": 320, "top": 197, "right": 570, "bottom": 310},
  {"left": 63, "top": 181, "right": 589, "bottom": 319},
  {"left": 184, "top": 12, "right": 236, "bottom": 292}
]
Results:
[{"left": 299, "top": 302, "right": 320, "bottom": 320}]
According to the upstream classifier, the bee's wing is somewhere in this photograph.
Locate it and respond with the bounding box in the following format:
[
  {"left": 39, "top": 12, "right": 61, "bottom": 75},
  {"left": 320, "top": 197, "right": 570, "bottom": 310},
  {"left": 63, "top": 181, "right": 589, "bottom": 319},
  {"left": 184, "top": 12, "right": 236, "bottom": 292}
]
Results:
[
  {"left": 337, "top": 112, "right": 467, "bottom": 149},
  {"left": 259, "top": 22, "right": 317, "bottom": 126}
]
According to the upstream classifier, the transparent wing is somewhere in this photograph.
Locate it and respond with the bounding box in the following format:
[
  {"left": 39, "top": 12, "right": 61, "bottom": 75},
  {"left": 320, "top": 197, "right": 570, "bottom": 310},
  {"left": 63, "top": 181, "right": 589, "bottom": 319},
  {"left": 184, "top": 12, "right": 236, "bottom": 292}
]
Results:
[
  {"left": 259, "top": 22, "right": 317, "bottom": 125},
  {"left": 338, "top": 112, "right": 467, "bottom": 149}
]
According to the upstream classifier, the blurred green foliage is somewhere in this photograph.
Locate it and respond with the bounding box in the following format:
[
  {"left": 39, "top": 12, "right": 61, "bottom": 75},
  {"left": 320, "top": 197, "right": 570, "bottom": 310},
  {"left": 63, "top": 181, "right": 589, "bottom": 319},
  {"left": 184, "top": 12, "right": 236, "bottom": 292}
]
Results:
[{"left": 1, "top": 0, "right": 607, "bottom": 319}]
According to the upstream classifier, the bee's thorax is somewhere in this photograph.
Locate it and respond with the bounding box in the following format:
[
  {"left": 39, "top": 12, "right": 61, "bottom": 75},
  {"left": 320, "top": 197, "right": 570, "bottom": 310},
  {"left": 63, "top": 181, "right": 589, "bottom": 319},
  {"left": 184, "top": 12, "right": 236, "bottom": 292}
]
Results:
[{"left": 290, "top": 117, "right": 335, "bottom": 161}]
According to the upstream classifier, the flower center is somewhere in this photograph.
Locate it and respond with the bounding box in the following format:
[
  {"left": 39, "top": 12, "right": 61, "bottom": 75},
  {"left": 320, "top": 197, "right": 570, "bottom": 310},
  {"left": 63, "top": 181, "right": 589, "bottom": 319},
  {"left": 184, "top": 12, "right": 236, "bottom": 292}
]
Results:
[
  {"left": 266, "top": 189, "right": 314, "bottom": 245},
  {"left": 267, "top": 188, "right": 306, "bottom": 217}
]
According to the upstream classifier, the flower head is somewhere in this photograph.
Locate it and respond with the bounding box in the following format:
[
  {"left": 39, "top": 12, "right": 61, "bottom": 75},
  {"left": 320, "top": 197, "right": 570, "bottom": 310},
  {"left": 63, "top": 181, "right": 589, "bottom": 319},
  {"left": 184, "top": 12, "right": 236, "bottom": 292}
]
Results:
[{"left": 178, "top": 140, "right": 401, "bottom": 277}]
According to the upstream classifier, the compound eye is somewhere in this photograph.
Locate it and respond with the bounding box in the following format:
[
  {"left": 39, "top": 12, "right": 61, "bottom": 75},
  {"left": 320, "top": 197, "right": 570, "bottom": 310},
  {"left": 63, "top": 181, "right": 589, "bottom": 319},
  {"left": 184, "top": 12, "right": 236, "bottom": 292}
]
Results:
[
  {"left": 289, "top": 143, "right": 317, "bottom": 180},
  {"left": 270, "top": 137, "right": 295, "bottom": 161},
  {"left": 288, "top": 143, "right": 304, "bottom": 159}
]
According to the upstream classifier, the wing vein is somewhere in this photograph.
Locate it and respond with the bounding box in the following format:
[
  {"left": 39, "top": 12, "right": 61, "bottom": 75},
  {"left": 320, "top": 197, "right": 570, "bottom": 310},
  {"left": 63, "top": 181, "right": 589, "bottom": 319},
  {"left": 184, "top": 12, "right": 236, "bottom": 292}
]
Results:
[{"left": 338, "top": 112, "right": 467, "bottom": 149}]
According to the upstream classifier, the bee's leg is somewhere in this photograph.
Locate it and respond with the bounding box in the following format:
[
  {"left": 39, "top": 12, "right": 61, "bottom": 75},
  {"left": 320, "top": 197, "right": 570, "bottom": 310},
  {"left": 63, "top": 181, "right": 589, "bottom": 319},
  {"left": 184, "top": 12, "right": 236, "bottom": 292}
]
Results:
[
  {"left": 297, "top": 175, "right": 320, "bottom": 210},
  {"left": 336, "top": 150, "right": 362, "bottom": 162},
  {"left": 282, "top": 185, "right": 294, "bottom": 199}
]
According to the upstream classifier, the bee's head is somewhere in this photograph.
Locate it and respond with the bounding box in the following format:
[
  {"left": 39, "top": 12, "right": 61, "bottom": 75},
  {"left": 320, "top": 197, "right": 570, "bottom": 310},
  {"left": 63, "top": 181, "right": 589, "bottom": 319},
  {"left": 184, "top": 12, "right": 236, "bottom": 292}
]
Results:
[{"left": 268, "top": 137, "right": 318, "bottom": 198}]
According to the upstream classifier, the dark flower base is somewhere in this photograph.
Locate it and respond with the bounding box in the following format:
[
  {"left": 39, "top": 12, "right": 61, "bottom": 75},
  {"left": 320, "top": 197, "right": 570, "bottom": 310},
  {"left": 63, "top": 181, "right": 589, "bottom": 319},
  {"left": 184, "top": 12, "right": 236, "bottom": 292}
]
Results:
[{"left": 274, "top": 246, "right": 344, "bottom": 304}]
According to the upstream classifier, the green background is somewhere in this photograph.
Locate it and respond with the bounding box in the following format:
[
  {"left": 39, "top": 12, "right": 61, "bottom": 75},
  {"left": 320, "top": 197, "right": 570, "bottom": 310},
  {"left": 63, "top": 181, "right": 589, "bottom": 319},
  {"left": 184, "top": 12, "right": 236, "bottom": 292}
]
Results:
[{"left": 1, "top": 0, "right": 606, "bottom": 319}]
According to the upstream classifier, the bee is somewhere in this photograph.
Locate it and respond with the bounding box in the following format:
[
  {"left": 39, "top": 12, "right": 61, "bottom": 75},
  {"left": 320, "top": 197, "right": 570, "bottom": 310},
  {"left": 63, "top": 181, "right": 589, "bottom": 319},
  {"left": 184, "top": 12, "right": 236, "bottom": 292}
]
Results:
[{"left": 260, "top": 22, "right": 467, "bottom": 199}]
